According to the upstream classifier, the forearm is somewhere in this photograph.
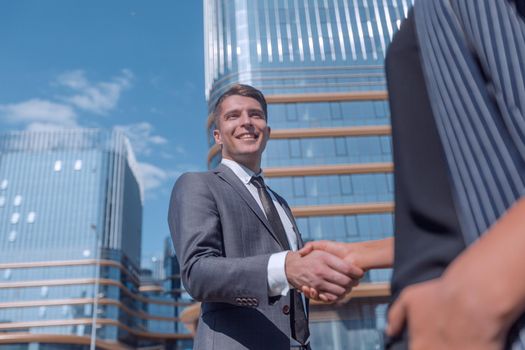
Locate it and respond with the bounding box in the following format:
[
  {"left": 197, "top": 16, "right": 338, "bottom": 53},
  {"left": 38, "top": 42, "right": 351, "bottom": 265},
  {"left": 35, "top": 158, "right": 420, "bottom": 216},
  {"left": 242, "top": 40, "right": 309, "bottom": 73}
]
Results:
[
  {"left": 300, "top": 238, "right": 394, "bottom": 271},
  {"left": 442, "top": 197, "right": 525, "bottom": 332},
  {"left": 350, "top": 237, "right": 394, "bottom": 271}
]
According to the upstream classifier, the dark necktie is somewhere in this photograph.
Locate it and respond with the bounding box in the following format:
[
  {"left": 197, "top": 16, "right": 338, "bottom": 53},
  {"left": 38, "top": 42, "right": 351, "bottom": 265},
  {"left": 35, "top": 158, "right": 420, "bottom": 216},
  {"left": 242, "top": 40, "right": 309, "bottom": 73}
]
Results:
[{"left": 250, "top": 176, "right": 310, "bottom": 346}]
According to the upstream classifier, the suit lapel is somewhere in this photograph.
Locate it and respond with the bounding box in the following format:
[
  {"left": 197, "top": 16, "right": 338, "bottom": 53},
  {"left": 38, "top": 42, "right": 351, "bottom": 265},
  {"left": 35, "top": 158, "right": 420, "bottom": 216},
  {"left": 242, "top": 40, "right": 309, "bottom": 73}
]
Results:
[{"left": 214, "top": 164, "right": 283, "bottom": 247}]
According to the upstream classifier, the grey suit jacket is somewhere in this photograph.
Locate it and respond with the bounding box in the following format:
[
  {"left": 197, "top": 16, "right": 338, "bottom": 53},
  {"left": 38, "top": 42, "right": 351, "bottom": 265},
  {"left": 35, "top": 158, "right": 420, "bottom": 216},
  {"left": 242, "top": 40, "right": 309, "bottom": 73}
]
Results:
[{"left": 168, "top": 163, "right": 308, "bottom": 350}]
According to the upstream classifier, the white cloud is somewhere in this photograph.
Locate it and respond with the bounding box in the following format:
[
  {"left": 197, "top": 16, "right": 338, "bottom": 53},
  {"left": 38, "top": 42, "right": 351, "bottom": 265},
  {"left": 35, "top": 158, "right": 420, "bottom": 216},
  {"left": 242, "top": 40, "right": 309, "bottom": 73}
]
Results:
[
  {"left": 134, "top": 161, "right": 201, "bottom": 200},
  {"left": 116, "top": 122, "right": 168, "bottom": 156},
  {"left": 150, "top": 135, "right": 168, "bottom": 145},
  {"left": 0, "top": 99, "right": 77, "bottom": 128},
  {"left": 0, "top": 69, "right": 134, "bottom": 130},
  {"left": 56, "top": 70, "right": 89, "bottom": 90},
  {"left": 58, "top": 69, "right": 133, "bottom": 115},
  {"left": 136, "top": 162, "right": 170, "bottom": 193}
]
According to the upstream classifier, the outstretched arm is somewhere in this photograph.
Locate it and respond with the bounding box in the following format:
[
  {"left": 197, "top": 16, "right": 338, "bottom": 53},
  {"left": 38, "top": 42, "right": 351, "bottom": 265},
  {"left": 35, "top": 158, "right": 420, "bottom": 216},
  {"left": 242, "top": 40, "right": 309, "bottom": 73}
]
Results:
[{"left": 300, "top": 238, "right": 394, "bottom": 271}]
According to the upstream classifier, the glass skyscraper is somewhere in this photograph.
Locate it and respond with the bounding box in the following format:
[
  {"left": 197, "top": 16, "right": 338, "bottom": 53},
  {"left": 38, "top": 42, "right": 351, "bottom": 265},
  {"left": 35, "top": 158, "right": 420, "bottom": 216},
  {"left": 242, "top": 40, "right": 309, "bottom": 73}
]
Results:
[
  {"left": 202, "top": 0, "right": 413, "bottom": 348},
  {"left": 0, "top": 129, "right": 191, "bottom": 349}
]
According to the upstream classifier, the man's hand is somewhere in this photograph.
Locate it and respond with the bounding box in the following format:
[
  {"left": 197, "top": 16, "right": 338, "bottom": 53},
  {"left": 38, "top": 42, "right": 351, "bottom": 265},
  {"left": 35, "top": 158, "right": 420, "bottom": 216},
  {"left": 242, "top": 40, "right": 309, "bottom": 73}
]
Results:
[
  {"left": 386, "top": 278, "right": 505, "bottom": 350},
  {"left": 285, "top": 250, "right": 363, "bottom": 303},
  {"left": 298, "top": 239, "right": 393, "bottom": 300}
]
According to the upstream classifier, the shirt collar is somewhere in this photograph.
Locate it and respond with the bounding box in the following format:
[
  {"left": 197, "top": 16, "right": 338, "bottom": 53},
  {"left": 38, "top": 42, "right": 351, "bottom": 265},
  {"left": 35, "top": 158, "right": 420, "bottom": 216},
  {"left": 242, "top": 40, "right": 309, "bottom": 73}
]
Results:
[{"left": 221, "top": 159, "right": 263, "bottom": 185}]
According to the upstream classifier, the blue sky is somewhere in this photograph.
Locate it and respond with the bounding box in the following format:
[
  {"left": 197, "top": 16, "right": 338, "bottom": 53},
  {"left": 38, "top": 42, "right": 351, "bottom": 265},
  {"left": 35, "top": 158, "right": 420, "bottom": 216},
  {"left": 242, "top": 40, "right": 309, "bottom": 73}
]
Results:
[{"left": 0, "top": 1, "right": 208, "bottom": 266}]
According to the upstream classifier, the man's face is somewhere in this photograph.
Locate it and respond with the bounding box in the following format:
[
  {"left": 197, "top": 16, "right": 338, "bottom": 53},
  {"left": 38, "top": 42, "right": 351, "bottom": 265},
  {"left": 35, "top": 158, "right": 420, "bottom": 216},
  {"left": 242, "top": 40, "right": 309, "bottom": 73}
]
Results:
[{"left": 213, "top": 95, "right": 271, "bottom": 170}]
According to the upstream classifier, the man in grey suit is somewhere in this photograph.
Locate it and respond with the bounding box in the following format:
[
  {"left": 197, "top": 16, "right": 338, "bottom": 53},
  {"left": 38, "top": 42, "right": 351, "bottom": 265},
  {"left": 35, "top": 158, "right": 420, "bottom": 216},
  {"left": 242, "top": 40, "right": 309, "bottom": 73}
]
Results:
[{"left": 168, "top": 84, "right": 362, "bottom": 349}]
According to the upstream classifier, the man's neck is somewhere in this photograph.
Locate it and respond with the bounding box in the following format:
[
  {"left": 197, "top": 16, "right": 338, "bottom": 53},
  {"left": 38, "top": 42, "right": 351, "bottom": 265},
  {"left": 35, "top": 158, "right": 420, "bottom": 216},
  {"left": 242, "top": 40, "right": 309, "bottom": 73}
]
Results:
[{"left": 222, "top": 156, "right": 261, "bottom": 174}]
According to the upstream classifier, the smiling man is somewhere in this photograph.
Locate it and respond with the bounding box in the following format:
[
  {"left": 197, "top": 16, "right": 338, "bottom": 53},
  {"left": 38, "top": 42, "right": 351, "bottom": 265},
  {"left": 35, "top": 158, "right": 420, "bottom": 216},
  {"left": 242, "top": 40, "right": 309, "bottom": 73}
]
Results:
[{"left": 168, "top": 84, "right": 362, "bottom": 350}]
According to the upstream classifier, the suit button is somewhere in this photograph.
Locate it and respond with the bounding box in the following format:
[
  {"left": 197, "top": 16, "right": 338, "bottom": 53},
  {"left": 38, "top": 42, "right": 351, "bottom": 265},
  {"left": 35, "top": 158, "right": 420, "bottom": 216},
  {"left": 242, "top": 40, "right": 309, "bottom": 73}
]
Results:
[{"left": 282, "top": 305, "right": 290, "bottom": 315}]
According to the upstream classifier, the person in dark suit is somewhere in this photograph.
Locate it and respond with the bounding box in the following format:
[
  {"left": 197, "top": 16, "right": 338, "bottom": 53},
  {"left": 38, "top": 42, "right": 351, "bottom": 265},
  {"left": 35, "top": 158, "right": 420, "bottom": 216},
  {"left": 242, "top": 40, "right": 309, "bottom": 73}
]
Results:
[
  {"left": 168, "top": 84, "right": 363, "bottom": 350},
  {"left": 301, "top": 1, "right": 525, "bottom": 349}
]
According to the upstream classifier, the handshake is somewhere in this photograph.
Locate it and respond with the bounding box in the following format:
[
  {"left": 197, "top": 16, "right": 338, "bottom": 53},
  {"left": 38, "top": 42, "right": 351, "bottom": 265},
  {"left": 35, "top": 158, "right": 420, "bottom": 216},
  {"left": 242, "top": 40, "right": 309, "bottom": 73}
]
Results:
[{"left": 285, "top": 238, "right": 393, "bottom": 302}]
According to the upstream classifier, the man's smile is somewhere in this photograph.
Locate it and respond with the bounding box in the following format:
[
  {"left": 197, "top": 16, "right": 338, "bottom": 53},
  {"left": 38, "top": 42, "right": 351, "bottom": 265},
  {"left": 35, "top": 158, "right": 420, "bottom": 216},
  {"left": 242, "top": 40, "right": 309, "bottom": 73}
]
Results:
[{"left": 236, "top": 132, "right": 259, "bottom": 140}]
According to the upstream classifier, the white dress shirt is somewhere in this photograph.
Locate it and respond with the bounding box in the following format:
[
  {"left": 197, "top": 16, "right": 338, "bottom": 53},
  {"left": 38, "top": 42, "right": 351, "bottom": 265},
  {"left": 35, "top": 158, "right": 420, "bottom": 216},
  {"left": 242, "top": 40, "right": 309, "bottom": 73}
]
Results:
[{"left": 221, "top": 159, "right": 296, "bottom": 297}]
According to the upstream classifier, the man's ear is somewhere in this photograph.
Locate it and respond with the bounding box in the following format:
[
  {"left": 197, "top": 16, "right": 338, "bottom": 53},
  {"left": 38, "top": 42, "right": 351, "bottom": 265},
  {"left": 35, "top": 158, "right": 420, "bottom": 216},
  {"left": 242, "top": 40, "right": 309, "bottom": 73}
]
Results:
[{"left": 213, "top": 129, "right": 222, "bottom": 145}]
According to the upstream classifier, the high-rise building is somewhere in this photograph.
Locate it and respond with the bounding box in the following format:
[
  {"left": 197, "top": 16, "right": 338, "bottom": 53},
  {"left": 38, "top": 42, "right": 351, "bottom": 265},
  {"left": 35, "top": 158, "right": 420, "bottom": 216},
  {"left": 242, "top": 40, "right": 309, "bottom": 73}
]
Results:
[
  {"left": 0, "top": 129, "right": 191, "bottom": 349},
  {"left": 202, "top": 1, "right": 413, "bottom": 348}
]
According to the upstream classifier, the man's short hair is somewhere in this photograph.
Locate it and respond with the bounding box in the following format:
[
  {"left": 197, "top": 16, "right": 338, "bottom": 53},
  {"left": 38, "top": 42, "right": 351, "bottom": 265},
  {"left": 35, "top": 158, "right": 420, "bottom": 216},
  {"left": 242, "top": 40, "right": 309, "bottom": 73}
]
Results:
[{"left": 212, "top": 84, "right": 268, "bottom": 127}]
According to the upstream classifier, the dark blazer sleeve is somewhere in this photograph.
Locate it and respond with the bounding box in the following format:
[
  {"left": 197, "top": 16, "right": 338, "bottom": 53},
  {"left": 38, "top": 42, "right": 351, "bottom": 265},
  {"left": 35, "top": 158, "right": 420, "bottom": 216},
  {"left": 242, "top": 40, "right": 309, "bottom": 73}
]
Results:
[{"left": 167, "top": 172, "right": 273, "bottom": 306}]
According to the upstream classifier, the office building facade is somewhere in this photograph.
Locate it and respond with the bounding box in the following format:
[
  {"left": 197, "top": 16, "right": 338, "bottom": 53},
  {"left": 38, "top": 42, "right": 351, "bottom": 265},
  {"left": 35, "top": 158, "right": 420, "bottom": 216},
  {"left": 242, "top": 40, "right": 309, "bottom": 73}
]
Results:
[
  {"left": 0, "top": 129, "right": 190, "bottom": 349},
  {"left": 203, "top": 0, "right": 413, "bottom": 348}
]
